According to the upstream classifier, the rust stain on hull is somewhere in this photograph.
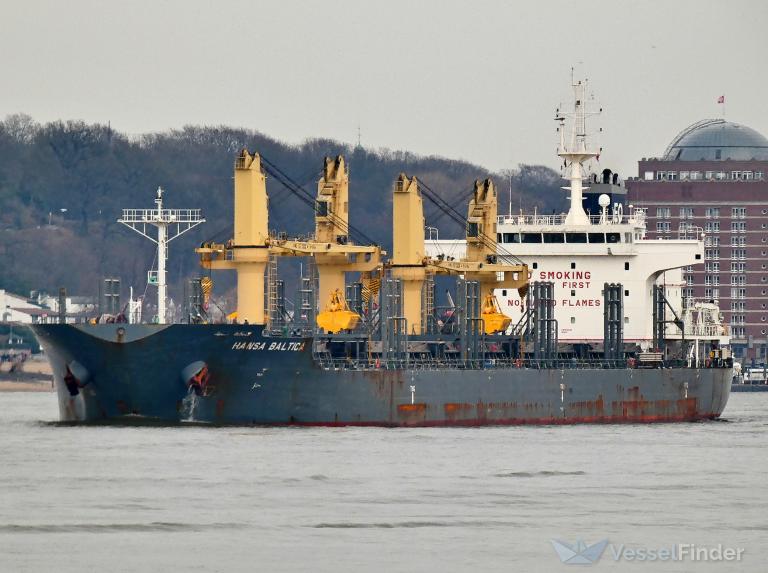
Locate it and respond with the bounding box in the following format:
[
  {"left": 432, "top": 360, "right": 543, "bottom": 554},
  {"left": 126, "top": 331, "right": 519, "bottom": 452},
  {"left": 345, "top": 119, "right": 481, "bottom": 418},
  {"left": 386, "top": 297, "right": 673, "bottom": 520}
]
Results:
[{"left": 397, "top": 402, "right": 427, "bottom": 425}]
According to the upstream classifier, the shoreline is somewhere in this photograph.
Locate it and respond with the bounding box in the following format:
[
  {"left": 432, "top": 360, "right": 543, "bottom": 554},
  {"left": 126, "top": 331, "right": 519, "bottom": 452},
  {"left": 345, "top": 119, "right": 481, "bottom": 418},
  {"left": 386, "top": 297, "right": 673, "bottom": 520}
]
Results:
[{"left": 0, "top": 380, "right": 54, "bottom": 392}]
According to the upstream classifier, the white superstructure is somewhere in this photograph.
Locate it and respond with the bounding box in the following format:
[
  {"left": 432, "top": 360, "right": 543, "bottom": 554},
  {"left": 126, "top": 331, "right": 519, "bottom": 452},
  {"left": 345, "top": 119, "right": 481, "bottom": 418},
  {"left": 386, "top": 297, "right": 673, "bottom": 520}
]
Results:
[{"left": 426, "top": 78, "right": 728, "bottom": 351}]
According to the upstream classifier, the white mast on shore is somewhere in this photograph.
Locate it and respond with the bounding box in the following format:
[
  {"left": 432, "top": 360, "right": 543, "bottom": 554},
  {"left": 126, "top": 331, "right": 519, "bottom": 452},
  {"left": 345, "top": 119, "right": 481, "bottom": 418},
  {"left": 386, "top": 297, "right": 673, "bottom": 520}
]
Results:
[
  {"left": 556, "top": 76, "right": 600, "bottom": 225},
  {"left": 118, "top": 188, "right": 205, "bottom": 324}
]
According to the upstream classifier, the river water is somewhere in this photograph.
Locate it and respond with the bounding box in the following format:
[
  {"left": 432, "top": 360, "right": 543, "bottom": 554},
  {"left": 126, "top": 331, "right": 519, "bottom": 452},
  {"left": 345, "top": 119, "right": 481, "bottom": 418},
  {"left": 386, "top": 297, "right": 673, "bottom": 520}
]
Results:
[{"left": 0, "top": 391, "right": 765, "bottom": 572}]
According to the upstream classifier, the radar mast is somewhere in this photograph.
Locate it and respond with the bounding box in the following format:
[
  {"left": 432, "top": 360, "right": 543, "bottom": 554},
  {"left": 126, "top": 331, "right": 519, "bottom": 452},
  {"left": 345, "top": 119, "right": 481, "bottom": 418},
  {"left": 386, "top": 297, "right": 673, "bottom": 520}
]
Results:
[
  {"left": 118, "top": 188, "right": 205, "bottom": 324},
  {"left": 556, "top": 77, "right": 600, "bottom": 225}
]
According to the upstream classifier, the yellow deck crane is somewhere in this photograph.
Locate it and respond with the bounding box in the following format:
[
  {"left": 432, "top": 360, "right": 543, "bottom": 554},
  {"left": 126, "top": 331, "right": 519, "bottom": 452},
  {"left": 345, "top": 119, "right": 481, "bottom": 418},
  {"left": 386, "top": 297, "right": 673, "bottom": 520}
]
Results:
[
  {"left": 268, "top": 155, "right": 383, "bottom": 332},
  {"left": 197, "top": 151, "right": 383, "bottom": 330},
  {"left": 428, "top": 178, "right": 528, "bottom": 334},
  {"left": 386, "top": 175, "right": 528, "bottom": 335},
  {"left": 197, "top": 150, "right": 271, "bottom": 325},
  {"left": 389, "top": 173, "right": 431, "bottom": 335}
]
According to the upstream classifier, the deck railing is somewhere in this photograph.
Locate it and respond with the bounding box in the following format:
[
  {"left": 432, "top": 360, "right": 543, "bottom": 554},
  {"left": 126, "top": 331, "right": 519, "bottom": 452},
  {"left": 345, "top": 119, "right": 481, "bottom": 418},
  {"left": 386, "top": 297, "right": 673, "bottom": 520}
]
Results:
[{"left": 312, "top": 355, "right": 729, "bottom": 371}]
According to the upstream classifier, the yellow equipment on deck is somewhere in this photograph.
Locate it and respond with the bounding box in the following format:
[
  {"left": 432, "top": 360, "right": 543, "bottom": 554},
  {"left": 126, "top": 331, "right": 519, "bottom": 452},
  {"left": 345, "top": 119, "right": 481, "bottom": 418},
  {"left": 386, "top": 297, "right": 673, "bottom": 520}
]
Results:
[
  {"left": 317, "top": 289, "right": 361, "bottom": 333},
  {"left": 481, "top": 294, "right": 511, "bottom": 335}
]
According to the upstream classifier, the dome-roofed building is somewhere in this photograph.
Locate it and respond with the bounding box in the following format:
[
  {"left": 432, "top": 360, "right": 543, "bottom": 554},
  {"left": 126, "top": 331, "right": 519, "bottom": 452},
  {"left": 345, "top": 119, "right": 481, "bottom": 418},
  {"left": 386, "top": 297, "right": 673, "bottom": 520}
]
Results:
[
  {"left": 627, "top": 118, "right": 768, "bottom": 362},
  {"left": 663, "top": 119, "right": 768, "bottom": 162}
]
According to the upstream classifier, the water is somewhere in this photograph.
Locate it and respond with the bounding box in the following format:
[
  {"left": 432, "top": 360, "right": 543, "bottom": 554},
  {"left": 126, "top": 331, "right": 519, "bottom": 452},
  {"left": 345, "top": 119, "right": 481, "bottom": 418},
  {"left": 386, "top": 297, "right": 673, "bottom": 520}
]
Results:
[{"left": 1, "top": 392, "right": 766, "bottom": 572}]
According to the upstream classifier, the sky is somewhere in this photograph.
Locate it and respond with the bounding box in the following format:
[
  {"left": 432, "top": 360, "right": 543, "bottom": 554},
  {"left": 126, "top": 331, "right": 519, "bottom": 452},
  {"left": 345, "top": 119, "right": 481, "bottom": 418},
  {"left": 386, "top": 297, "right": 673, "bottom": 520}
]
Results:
[{"left": 1, "top": 0, "right": 766, "bottom": 177}]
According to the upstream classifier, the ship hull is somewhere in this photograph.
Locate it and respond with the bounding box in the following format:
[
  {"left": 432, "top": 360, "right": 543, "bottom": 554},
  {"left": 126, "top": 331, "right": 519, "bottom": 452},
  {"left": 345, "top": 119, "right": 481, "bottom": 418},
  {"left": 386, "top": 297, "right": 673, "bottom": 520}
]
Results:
[{"left": 33, "top": 324, "right": 732, "bottom": 426}]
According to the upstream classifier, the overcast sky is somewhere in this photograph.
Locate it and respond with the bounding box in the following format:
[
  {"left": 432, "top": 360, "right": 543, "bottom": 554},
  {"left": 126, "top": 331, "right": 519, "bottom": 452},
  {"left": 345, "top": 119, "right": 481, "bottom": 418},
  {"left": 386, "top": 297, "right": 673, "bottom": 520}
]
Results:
[{"left": 2, "top": 0, "right": 765, "bottom": 177}]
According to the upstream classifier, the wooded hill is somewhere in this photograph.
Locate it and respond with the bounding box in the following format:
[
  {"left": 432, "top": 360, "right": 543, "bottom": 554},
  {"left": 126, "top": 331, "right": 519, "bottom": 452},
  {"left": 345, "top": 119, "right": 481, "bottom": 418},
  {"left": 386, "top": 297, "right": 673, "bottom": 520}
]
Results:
[{"left": 0, "top": 114, "right": 566, "bottom": 309}]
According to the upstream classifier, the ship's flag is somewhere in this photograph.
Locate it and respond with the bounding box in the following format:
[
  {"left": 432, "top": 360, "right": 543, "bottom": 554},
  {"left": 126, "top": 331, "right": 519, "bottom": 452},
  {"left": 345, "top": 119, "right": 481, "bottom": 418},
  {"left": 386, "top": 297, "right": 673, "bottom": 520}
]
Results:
[{"left": 717, "top": 95, "right": 725, "bottom": 104}]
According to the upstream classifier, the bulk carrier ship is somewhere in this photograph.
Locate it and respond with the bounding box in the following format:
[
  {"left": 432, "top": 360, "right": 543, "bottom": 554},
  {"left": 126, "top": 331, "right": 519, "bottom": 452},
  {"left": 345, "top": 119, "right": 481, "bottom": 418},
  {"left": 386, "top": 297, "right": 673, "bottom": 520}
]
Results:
[{"left": 32, "top": 80, "right": 732, "bottom": 425}]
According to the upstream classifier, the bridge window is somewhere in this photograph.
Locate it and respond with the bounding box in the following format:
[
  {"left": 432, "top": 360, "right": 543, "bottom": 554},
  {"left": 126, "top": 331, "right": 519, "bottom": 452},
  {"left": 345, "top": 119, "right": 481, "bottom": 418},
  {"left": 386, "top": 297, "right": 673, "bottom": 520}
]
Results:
[
  {"left": 543, "top": 233, "right": 565, "bottom": 243},
  {"left": 522, "top": 233, "right": 542, "bottom": 244},
  {"left": 566, "top": 233, "right": 587, "bottom": 243},
  {"left": 503, "top": 232, "right": 521, "bottom": 243},
  {"left": 606, "top": 233, "right": 621, "bottom": 243},
  {"left": 588, "top": 233, "right": 605, "bottom": 243}
]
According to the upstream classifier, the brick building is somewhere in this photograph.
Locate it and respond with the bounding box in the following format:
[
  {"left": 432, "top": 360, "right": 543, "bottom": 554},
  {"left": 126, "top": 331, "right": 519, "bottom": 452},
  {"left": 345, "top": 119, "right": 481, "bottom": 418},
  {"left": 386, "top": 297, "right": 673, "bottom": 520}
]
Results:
[{"left": 627, "top": 119, "right": 768, "bottom": 361}]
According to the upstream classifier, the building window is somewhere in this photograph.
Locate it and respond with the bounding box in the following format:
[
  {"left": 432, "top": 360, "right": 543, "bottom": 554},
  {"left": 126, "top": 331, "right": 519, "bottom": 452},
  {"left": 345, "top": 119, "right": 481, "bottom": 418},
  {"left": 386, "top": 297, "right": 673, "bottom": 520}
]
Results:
[
  {"left": 732, "top": 207, "right": 747, "bottom": 219},
  {"left": 679, "top": 222, "right": 693, "bottom": 234},
  {"left": 680, "top": 171, "right": 690, "bottom": 180},
  {"left": 704, "top": 221, "right": 720, "bottom": 233},
  {"left": 731, "top": 262, "right": 746, "bottom": 272},
  {"left": 731, "top": 221, "right": 746, "bottom": 232},
  {"left": 690, "top": 171, "right": 702, "bottom": 180},
  {"left": 679, "top": 207, "right": 694, "bottom": 219},
  {"left": 731, "top": 171, "right": 742, "bottom": 180},
  {"left": 730, "top": 288, "right": 747, "bottom": 299},
  {"left": 656, "top": 171, "right": 667, "bottom": 181},
  {"left": 644, "top": 171, "right": 654, "bottom": 181},
  {"left": 705, "top": 207, "right": 720, "bottom": 218},
  {"left": 731, "top": 301, "right": 746, "bottom": 311},
  {"left": 705, "top": 262, "right": 720, "bottom": 272},
  {"left": 705, "top": 249, "right": 720, "bottom": 260},
  {"left": 656, "top": 207, "right": 671, "bottom": 218},
  {"left": 732, "top": 249, "right": 746, "bottom": 260},
  {"left": 731, "top": 275, "right": 746, "bottom": 286},
  {"left": 656, "top": 222, "right": 671, "bottom": 233}
]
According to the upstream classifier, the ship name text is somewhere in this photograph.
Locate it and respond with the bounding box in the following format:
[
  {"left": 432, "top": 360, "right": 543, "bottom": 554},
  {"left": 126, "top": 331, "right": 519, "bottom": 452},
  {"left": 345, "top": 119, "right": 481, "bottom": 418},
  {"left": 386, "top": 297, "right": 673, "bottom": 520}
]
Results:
[{"left": 231, "top": 341, "right": 306, "bottom": 352}]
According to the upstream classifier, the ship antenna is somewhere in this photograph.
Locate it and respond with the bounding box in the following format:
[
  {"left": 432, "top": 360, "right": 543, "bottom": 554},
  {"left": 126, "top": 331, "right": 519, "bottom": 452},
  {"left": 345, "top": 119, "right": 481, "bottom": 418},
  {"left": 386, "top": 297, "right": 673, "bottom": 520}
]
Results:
[
  {"left": 508, "top": 173, "right": 513, "bottom": 218},
  {"left": 118, "top": 188, "right": 205, "bottom": 324}
]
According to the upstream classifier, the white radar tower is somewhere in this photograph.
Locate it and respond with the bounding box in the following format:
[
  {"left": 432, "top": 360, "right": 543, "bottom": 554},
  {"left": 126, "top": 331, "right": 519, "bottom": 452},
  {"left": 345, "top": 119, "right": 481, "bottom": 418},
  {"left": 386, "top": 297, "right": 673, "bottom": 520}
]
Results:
[
  {"left": 118, "top": 187, "right": 205, "bottom": 324},
  {"left": 556, "top": 77, "right": 601, "bottom": 225}
]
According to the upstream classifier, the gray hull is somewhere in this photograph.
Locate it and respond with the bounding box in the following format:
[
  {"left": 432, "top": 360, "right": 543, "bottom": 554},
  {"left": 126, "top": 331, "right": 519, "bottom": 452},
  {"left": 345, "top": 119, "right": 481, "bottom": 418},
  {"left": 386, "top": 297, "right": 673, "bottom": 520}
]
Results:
[{"left": 33, "top": 324, "right": 732, "bottom": 426}]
